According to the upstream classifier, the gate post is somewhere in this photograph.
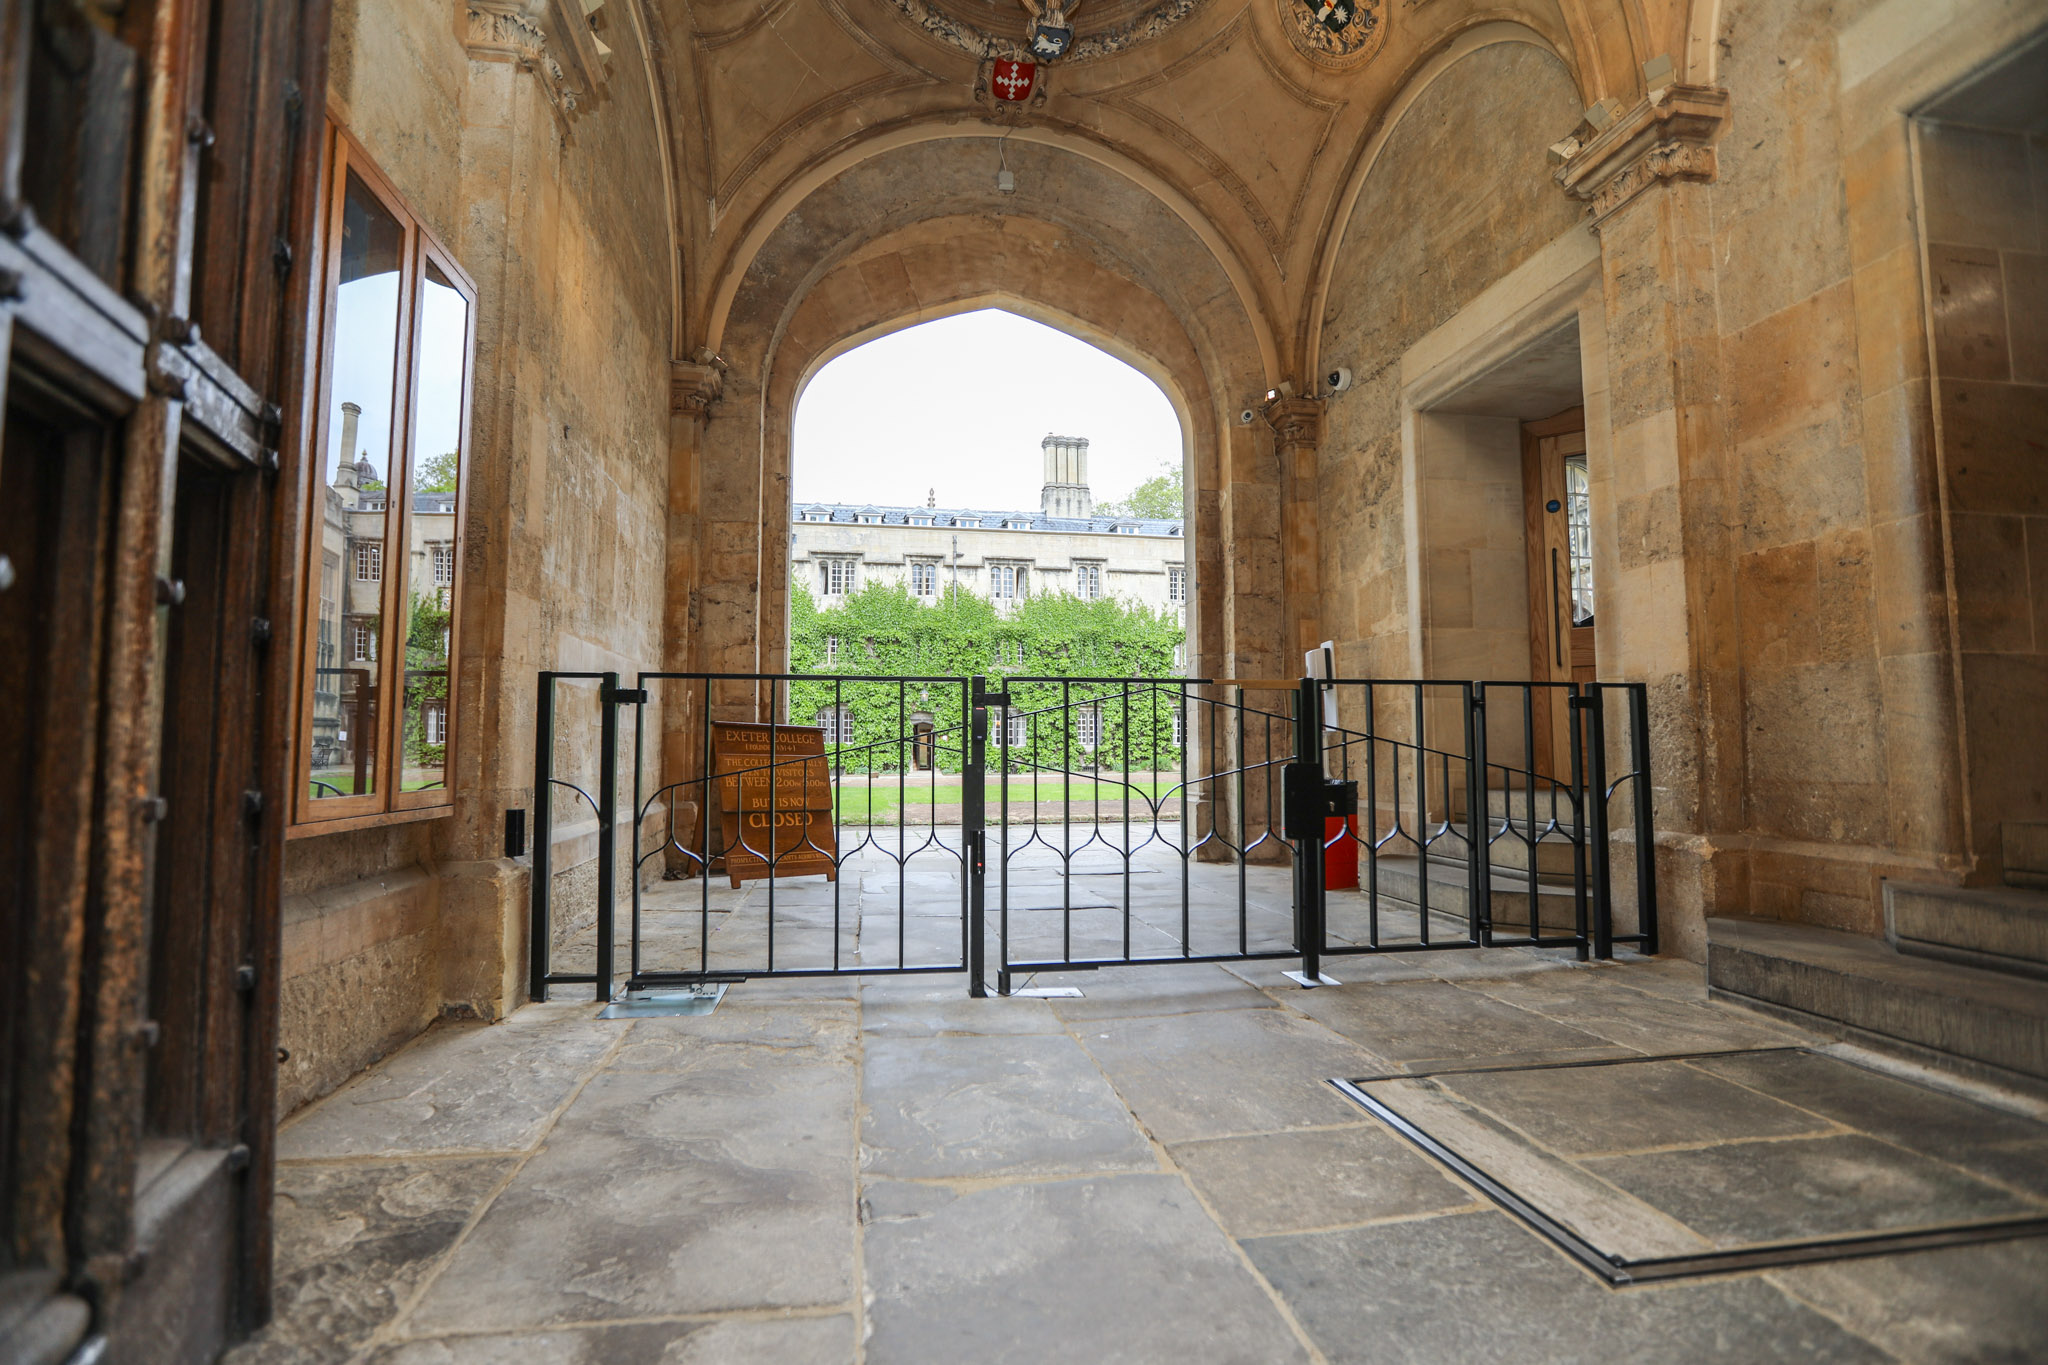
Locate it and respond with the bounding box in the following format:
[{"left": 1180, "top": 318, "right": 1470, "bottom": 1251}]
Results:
[
  {"left": 1291, "top": 676, "right": 1326, "bottom": 985},
  {"left": 965, "top": 675, "right": 990, "bottom": 998},
  {"left": 531, "top": 672, "right": 554, "bottom": 1002},
  {"left": 1582, "top": 689, "right": 1614, "bottom": 960},
  {"left": 596, "top": 671, "right": 620, "bottom": 1001}
]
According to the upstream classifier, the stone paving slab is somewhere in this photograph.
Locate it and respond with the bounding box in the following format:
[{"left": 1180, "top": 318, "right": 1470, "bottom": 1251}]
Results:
[
  {"left": 1692, "top": 1048, "right": 2048, "bottom": 1198},
  {"left": 1459, "top": 971, "right": 1817, "bottom": 1054},
  {"left": 404, "top": 1052, "right": 857, "bottom": 1331},
  {"left": 1035, "top": 961, "right": 1278, "bottom": 1020},
  {"left": 1166, "top": 1124, "right": 1477, "bottom": 1237},
  {"left": 1436, "top": 1056, "right": 1837, "bottom": 1155},
  {"left": 608, "top": 1002, "right": 858, "bottom": 1065},
  {"left": 222, "top": 1158, "right": 515, "bottom": 1365},
  {"left": 365, "top": 1315, "right": 856, "bottom": 1364},
  {"left": 278, "top": 1006, "right": 620, "bottom": 1158},
  {"left": 1584, "top": 1133, "right": 2044, "bottom": 1245},
  {"left": 862, "top": 1175, "right": 1313, "bottom": 1364},
  {"left": 1243, "top": 1210, "right": 1893, "bottom": 1365},
  {"left": 859, "top": 991, "right": 1064, "bottom": 1036},
  {"left": 860, "top": 1034, "right": 1156, "bottom": 1179},
  {"left": 1765, "top": 1238, "right": 2048, "bottom": 1363},
  {"left": 1357, "top": 1077, "right": 1711, "bottom": 1259},
  {"left": 1287, "top": 977, "right": 1634, "bottom": 1071},
  {"left": 1080, "top": 1007, "right": 1389, "bottom": 1142}
]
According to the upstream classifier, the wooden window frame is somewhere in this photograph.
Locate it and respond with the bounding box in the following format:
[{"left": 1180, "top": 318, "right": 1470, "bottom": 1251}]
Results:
[{"left": 290, "top": 120, "right": 477, "bottom": 832}]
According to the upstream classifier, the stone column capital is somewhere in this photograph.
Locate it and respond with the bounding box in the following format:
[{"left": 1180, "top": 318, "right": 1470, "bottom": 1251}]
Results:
[
  {"left": 462, "top": 0, "right": 608, "bottom": 115},
  {"left": 1264, "top": 395, "right": 1323, "bottom": 451},
  {"left": 670, "top": 360, "right": 724, "bottom": 419},
  {"left": 1554, "top": 85, "right": 1729, "bottom": 228}
]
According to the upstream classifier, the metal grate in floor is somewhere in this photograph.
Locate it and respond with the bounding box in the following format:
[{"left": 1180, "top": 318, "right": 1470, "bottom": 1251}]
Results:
[{"left": 1332, "top": 1045, "right": 2048, "bottom": 1284}]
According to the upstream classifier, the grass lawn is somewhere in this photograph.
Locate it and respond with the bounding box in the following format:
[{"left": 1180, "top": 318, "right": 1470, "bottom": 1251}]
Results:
[{"left": 832, "top": 779, "right": 1178, "bottom": 822}]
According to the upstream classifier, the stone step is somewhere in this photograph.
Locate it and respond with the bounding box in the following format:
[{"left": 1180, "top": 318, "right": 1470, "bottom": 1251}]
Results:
[
  {"left": 2003, "top": 822, "right": 2048, "bottom": 890},
  {"left": 1345, "top": 852, "right": 1586, "bottom": 934},
  {"left": 1447, "top": 781, "right": 1586, "bottom": 831},
  {"left": 1339, "top": 817, "right": 1581, "bottom": 876},
  {"left": 1453, "top": 820, "right": 1581, "bottom": 876},
  {"left": 1707, "top": 915, "right": 2048, "bottom": 1084},
  {"left": 1884, "top": 881, "right": 2048, "bottom": 981}
]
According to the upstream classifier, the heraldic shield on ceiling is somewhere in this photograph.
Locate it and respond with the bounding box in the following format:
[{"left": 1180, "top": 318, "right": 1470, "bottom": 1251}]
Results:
[
  {"left": 900, "top": 0, "right": 1387, "bottom": 71},
  {"left": 1283, "top": 0, "right": 1387, "bottom": 65}
]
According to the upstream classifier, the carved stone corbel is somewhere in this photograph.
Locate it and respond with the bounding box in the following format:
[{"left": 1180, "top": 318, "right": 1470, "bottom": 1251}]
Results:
[
  {"left": 1553, "top": 85, "right": 1729, "bottom": 228},
  {"left": 1264, "top": 394, "right": 1323, "bottom": 452},
  {"left": 463, "top": 0, "right": 611, "bottom": 116},
  {"left": 671, "top": 360, "right": 723, "bottom": 420}
]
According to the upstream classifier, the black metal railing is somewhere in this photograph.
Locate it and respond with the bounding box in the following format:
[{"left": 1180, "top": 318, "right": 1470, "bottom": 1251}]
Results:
[{"left": 524, "top": 669, "right": 1656, "bottom": 1000}]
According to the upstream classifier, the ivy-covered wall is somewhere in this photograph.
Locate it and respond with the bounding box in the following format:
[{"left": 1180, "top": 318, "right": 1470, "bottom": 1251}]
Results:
[{"left": 788, "top": 582, "right": 1189, "bottom": 775}]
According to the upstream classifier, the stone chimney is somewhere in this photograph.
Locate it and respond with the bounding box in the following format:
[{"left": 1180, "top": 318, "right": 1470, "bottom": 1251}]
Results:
[
  {"left": 334, "top": 402, "right": 362, "bottom": 488},
  {"left": 1040, "top": 433, "right": 1092, "bottom": 519}
]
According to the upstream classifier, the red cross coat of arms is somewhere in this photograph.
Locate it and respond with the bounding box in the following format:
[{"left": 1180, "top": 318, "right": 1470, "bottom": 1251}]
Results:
[{"left": 990, "top": 59, "right": 1038, "bottom": 102}]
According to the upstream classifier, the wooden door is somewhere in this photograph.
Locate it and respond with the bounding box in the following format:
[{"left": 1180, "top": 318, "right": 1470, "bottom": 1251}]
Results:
[
  {"left": 1522, "top": 408, "right": 1593, "bottom": 775},
  {"left": 0, "top": 2, "right": 331, "bottom": 1361}
]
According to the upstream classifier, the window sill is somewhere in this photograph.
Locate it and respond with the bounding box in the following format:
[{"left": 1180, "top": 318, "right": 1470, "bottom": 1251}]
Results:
[{"left": 288, "top": 803, "right": 455, "bottom": 839}]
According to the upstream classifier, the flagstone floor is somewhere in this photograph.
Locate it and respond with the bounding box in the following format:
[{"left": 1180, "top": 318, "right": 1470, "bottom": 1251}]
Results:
[{"left": 229, "top": 923, "right": 2048, "bottom": 1364}]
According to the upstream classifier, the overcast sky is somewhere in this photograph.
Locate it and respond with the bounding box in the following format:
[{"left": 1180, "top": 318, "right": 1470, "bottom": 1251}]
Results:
[{"left": 793, "top": 309, "right": 1183, "bottom": 512}]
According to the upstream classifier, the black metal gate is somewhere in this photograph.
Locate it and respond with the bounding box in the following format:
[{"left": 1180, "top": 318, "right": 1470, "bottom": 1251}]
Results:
[{"left": 526, "top": 670, "right": 1656, "bottom": 1001}]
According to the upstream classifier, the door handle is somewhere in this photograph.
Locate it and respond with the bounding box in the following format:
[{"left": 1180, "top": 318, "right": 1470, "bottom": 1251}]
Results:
[{"left": 1551, "top": 548, "right": 1564, "bottom": 670}]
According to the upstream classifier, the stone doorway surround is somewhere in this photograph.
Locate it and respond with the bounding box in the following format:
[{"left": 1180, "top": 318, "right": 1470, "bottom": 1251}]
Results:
[{"left": 1393, "top": 228, "right": 1608, "bottom": 803}]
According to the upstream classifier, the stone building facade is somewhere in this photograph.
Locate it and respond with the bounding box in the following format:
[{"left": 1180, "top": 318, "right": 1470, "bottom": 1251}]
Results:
[{"left": 792, "top": 434, "right": 1189, "bottom": 615}]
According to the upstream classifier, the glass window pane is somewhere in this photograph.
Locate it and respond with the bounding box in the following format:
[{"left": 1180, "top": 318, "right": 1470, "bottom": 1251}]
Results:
[
  {"left": 1564, "top": 455, "right": 1594, "bottom": 627},
  {"left": 306, "top": 169, "right": 404, "bottom": 803},
  {"left": 401, "top": 261, "right": 469, "bottom": 794}
]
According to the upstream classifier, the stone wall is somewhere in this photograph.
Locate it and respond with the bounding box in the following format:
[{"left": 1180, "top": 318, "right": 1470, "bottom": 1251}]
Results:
[
  {"left": 1311, "top": 1, "right": 2048, "bottom": 958},
  {"left": 279, "top": 0, "right": 674, "bottom": 1115},
  {"left": 1918, "top": 118, "right": 2048, "bottom": 881},
  {"left": 1316, "top": 41, "right": 1586, "bottom": 682}
]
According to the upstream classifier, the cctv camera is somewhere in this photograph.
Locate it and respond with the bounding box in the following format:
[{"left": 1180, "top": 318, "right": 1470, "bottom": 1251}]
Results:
[
  {"left": 1238, "top": 408, "right": 1256, "bottom": 426},
  {"left": 1327, "top": 367, "right": 1353, "bottom": 394}
]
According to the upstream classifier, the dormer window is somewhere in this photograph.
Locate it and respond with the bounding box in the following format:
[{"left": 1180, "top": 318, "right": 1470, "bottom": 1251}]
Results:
[
  {"left": 803, "top": 511, "right": 828, "bottom": 522},
  {"left": 858, "top": 514, "right": 879, "bottom": 525},
  {"left": 957, "top": 517, "right": 980, "bottom": 529},
  {"left": 910, "top": 515, "right": 932, "bottom": 527},
  {"left": 1007, "top": 518, "right": 1030, "bottom": 530}
]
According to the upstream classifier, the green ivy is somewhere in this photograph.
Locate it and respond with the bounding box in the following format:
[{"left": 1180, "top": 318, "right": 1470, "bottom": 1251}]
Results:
[
  {"left": 401, "top": 590, "right": 452, "bottom": 771},
  {"left": 788, "top": 580, "right": 1188, "bottom": 775}
]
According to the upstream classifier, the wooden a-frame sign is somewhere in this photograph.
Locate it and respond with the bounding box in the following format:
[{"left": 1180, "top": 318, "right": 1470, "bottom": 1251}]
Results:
[{"left": 711, "top": 720, "right": 838, "bottom": 888}]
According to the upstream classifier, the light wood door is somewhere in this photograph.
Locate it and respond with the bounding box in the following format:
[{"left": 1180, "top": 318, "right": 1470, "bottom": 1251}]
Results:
[{"left": 1522, "top": 409, "right": 1592, "bottom": 775}]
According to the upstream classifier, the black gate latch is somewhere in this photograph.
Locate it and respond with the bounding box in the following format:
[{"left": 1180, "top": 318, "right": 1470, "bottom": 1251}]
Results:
[{"left": 1282, "top": 766, "right": 1358, "bottom": 839}]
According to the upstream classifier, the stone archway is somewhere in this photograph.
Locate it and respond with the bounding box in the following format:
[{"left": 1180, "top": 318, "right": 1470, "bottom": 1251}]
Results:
[
  {"left": 665, "top": 135, "right": 1291, "bottom": 854},
  {"left": 680, "top": 137, "right": 1285, "bottom": 690}
]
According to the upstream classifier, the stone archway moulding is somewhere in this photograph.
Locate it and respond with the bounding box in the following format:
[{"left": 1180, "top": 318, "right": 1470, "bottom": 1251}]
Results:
[
  {"left": 1300, "top": 20, "right": 1582, "bottom": 382},
  {"left": 701, "top": 120, "right": 1283, "bottom": 386},
  {"left": 790, "top": 291, "right": 1204, "bottom": 471}
]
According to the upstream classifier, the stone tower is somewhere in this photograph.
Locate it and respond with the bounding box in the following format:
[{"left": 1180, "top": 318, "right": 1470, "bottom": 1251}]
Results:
[{"left": 1040, "top": 433, "right": 1092, "bottom": 518}]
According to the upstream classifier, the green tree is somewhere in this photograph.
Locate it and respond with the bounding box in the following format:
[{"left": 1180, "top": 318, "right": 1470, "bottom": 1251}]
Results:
[
  {"left": 787, "top": 579, "right": 1187, "bottom": 776},
  {"left": 1095, "top": 460, "right": 1182, "bottom": 520},
  {"left": 400, "top": 591, "right": 453, "bottom": 776},
  {"left": 416, "top": 449, "right": 460, "bottom": 493}
]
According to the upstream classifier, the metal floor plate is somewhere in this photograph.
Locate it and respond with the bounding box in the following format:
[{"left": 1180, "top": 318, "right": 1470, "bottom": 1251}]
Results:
[
  {"left": 599, "top": 983, "right": 728, "bottom": 1018},
  {"left": 1332, "top": 1046, "right": 2048, "bottom": 1284}
]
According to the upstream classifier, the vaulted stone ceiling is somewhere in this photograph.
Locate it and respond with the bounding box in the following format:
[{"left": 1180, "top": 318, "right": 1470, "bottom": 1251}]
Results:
[{"left": 589, "top": 0, "right": 1705, "bottom": 377}]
